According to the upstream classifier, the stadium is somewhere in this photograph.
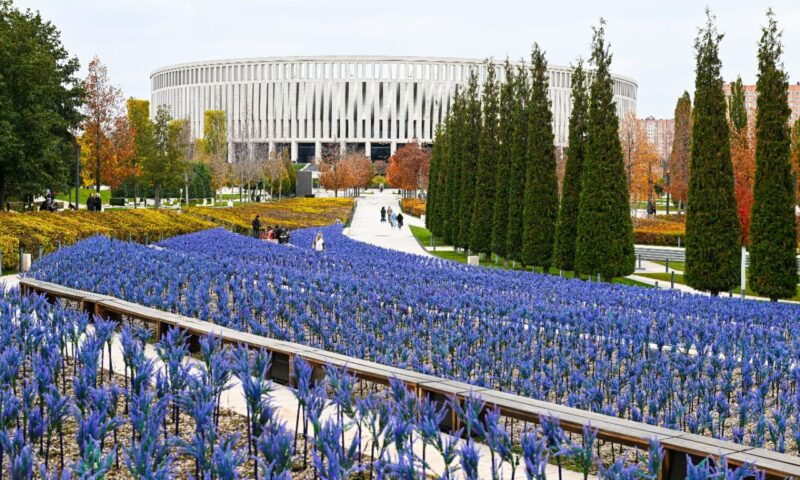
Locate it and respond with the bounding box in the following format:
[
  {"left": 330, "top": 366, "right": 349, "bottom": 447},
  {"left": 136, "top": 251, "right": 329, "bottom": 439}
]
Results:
[{"left": 150, "top": 55, "right": 638, "bottom": 162}]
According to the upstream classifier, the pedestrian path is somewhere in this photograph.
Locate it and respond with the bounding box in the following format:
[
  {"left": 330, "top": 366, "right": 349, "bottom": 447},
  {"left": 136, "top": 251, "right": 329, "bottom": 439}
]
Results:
[{"left": 345, "top": 191, "right": 433, "bottom": 256}]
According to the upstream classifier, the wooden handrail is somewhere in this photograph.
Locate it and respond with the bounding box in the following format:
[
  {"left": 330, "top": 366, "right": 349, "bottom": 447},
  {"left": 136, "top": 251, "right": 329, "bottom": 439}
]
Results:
[{"left": 18, "top": 277, "right": 800, "bottom": 480}]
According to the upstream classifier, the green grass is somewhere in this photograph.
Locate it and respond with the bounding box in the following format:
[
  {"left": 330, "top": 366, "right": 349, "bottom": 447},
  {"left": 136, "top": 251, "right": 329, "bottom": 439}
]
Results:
[
  {"left": 651, "top": 260, "right": 685, "bottom": 271},
  {"left": 638, "top": 271, "right": 800, "bottom": 300},
  {"left": 55, "top": 188, "right": 110, "bottom": 205},
  {"left": 409, "top": 225, "right": 652, "bottom": 288},
  {"left": 293, "top": 163, "right": 308, "bottom": 171}
]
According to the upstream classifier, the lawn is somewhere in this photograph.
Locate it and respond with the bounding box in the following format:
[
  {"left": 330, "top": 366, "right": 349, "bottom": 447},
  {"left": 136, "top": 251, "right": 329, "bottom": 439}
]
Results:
[
  {"left": 55, "top": 188, "right": 111, "bottom": 206},
  {"left": 639, "top": 271, "right": 800, "bottom": 301},
  {"left": 410, "top": 225, "right": 652, "bottom": 288},
  {"left": 651, "top": 260, "right": 686, "bottom": 271}
]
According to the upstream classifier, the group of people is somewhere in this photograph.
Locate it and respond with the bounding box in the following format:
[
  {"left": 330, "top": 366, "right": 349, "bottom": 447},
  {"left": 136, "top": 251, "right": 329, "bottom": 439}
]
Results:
[
  {"left": 86, "top": 192, "right": 103, "bottom": 212},
  {"left": 380, "top": 206, "right": 404, "bottom": 229},
  {"left": 39, "top": 189, "right": 56, "bottom": 212},
  {"left": 251, "top": 215, "right": 290, "bottom": 244}
]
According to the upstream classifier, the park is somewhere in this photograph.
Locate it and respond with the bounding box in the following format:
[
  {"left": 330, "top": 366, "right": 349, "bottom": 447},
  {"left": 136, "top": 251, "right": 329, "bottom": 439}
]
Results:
[{"left": 3, "top": 0, "right": 800, "bottom": 479}]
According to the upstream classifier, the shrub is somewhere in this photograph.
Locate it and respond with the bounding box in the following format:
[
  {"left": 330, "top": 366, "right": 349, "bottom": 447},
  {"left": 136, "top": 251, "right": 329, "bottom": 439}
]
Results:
[
  {"left": 0, "top": 235, "right": 19, "bottom": 270},
  {"left": 370, "top": 175, "right": 387, "bottom": 188},
  {"left": 400, "top": 199, "right": 426, "bottom": 217},
  {"left": 632, "top": 215, "right": 685, "bottom": 246}
]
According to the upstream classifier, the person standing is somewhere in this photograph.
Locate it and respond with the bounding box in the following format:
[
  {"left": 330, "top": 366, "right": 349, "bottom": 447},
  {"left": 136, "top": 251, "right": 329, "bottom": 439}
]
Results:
[
  {"left": 314, "top": 232, "right": 325, "bottom": 251},
  {"left": 397, "top": 212, "right": 404, "bottom": 229},
  {"left": 381, "top": 206, "right": 386, "bottom": 222},
  {"left": 252, "top": 215, "right": 261, "bottom": 238}
]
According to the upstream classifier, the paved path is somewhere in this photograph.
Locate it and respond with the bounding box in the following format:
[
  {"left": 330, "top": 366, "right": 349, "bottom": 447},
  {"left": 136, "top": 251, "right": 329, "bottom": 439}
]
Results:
[{"left": 345, "top": 191, "right": 432, "bottom": 256}]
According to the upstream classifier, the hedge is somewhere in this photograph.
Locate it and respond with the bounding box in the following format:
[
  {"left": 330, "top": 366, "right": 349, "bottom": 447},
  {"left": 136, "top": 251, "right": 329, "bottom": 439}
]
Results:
[
  {"left": 633, "top": 215, "right": 685, "bottom": 246},
  {"left": 400, "top": 199, "right": 427, "bottom": 218},
  {"left": 0, "top": 236, "right": 19, "bottom": 271},
  {"left": 186, "top": 198, "right": 354, "bottom": 234}
]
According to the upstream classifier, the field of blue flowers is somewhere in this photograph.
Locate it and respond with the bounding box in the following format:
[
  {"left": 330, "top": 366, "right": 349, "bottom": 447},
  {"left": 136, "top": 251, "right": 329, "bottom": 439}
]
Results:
[{"left": 27, "top": 225, "right": 800, "bottom": 456}]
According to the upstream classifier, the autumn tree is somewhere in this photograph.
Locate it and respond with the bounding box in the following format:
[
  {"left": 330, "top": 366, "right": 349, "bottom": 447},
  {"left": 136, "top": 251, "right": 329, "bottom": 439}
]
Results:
[
  {"left": 521, "top": 44, "right": 559, "bottom": 270},
  {"left": 80, "top": 57, "right": 132, "bottom": 192},
  {"left": 554, "top": 60, "right": 588, "bottom": 272},
  {"left": 669, "top": 92, "right": 692, "bottom": 213},
  {"left": 470, "top": 61, "right": 499, "bottom": 256},
  {"left": 684, "top": 10, "right": 741, "bottom": 295},
  {"left": 141, "top": 106, "right": 186, "bottom": 208},
  {"left": 318, "top": 147, "right": 348, "bottom": 197},
  {"left": 386, "top": 141, "right": 431, "bottom": 194},
  {"left": 749, "top": 10, "right": 797, "bottom": 301},
  {"left": 200, "top": 110, "right": 228, "bottom": 202},
  {"left": 126, "top": 99, "right": 153, "bottom": 206},
  {"left": 264, "top": 150, "right": 288, "bottom": 199},
  {"left": 728, "top": 82, "right": 756, "bottom": 244}
]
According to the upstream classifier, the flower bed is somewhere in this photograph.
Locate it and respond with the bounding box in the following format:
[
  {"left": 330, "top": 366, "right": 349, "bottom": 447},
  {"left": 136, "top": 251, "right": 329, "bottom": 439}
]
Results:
[
  {"left": 186, "top": 198, "right": 354, "bottom": 233},
  {"left": 27, "top": 225, "right": 800, "bottom": 454},
  {"left": 2, "top": 288, "right": 760, "bottom": 479},
  {"left": 400, "top": 198, "right": 426, "bottom": 217},
  {"left": 633, "top": 215, "right": 685, "bottom": 246},
  {"left": 0, "top": 235, "right": 19, "bottom": 270}
]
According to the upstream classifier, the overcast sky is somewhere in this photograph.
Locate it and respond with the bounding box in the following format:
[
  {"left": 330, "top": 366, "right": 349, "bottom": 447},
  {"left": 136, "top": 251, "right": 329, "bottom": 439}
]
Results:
[{"left": 15, "top": 0, "right": 800, "bottom": 118}]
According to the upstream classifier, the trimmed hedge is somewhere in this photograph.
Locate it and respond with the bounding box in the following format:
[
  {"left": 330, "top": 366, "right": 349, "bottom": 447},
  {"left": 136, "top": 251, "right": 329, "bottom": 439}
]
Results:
[
  {"left": 400, "top": 199, "right": 426, "bottom": 218},
  {"left": 186, "top": 198, "right": 354, "bottom": 234},
  {"left": 0, "top": 236, "right": 19, "bottom": 271},
  {"left": 633, "top": 215, "right": 685, "bottom": 246}
]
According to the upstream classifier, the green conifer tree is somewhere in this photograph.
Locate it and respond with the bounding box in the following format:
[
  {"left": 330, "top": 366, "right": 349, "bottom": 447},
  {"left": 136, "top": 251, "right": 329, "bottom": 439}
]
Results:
[
  {"left": 729, "top": 76, "right": 748, "bottom": 133},
  {"left": 470, "top": 61, "right": 500, "bottom": 255},
  {"left": 749, "top": 10, "right": 797, "bottom": 300},
  {"left": 521, "top": 45, "right": 559, "bottom": 270},
  {"left": 457, "top": 70, "right": 482, "bottom": 249},
  {"left": 491, "top": 60, "right": 516, "bottom": 259},
  {"left": 426, "top": 123, "right": 447, "bottom": 234},
  {"left": 684, "top": 10, "right": 741, "bottom": 294},
  {"left": 574, "top": 20, "right": 635, "bottom": 280},
  {"left": 553, "top": 60, "right": 588, "bottom": 272},
  {"left": 505, "top": 65, "right": 530, "bottom": 262},
  {"left": 442, "top": 92, "right": 465, "bottom": 245}
]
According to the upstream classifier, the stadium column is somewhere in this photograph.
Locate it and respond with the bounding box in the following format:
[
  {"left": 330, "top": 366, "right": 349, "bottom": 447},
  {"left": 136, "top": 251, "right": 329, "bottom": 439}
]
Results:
[
  {"left": 391, "top": 142, "right": 397, "bottom": 155},
  {"left": 315, "top": 141, "right": 322, "bottom": 162},
  {"left": 291, "top": 141, "right": 298, "bottom": 162},
  {"left": 365, "top": 141, "right": 372, "bottom": 159}
]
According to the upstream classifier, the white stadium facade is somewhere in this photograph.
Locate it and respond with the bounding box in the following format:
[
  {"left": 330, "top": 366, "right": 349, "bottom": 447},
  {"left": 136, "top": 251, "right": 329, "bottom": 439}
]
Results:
[{"left": 150, "top": 56, "right": 637, "bottom": 162}]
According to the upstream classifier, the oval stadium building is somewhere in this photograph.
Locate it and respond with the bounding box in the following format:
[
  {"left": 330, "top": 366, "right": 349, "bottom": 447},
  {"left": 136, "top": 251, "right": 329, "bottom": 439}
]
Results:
[{"left": 150, "top": 56, "right": 637, "bottom": 162}]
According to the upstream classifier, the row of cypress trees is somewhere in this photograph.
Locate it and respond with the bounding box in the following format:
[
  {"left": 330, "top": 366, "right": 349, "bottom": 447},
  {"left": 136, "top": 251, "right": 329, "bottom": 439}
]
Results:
[
  {"left": 427, "top": 22, "right": 634, "bottom": 279},
  {"left": 685, "top": 9, "right": 797, "bottom": 300}
]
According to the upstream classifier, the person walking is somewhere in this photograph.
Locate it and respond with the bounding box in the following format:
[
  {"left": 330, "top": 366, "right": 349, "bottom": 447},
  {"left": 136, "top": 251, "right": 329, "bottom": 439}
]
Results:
[
  {"left": 252, "top": 215, "right": 261, "bottom": 238},
  {"left": 380, "top": 206, "right": 386, "bottom": 222},
  {"left": 396, "top": 212, "right": 404, "bottom": 229},
  {"left": 387, "top": 205, "right": 393, "bottom": 219},
  {"left": 390, "top": 212, "right": 398, "bottom": 228}
]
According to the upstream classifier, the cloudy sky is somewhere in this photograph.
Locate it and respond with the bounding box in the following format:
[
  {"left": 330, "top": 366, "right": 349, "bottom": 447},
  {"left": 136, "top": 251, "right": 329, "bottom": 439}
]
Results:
[{"left": 16, "top": 0, "right": 800, "bottom": 118}]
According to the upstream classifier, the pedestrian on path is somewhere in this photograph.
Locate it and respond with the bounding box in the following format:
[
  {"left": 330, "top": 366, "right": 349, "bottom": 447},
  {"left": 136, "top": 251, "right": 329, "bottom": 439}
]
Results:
[
  {"left": 380, "top": 206, "right": 386, "bottom": 222},
  {"left": 390, "top": 212, "right": 398, "bottom": 228},
  {"left": 252, "top": 215, "right": 261, "bottom": 238},
  {"left": 387, "top": 206, "right": 393, "bottom": 219},
  {"left": 396, "top": 212, "right": 404, "bottom": 229}
]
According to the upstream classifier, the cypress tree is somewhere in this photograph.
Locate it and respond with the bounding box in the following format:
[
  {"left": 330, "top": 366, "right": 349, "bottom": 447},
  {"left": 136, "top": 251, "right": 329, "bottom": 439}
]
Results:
[
  {"left": 553, "top": 60, "right": 588, "bottom": 272},
  {"left": 521, "top": 45, "right": 559, "bottom": 270},
  {"left": 491, "top": 60, "right": 516, "bottom": 259},
  {"left": 426, "top": 123, "right": 446, "bottom": 233},
  {"left": 470, "top": 61, "right": 499, "bottom": 255},
  {"left": 574, "top": 20, "right": 635, "bottom": 280},
  {"left": 729, "top": 77, "right": 748, "bottom": 133},
  {"left": 442, "top": 92, "right": 464, "bottom": 245},
  {"left": 505, "top": 64, "right": 530, "bottom": 262},
  {"left": 749, "top": 10, "right": 797, "bottom": 301},
  {"left": 684, "top": 11, "right": 741, "bottom": 294},
  {"left": 457, "top": 70, "right": 482, "bottom": 249}
]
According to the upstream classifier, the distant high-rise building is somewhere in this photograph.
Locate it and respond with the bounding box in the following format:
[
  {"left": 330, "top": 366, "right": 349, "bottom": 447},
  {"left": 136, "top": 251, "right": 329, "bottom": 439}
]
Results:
[
  {"left": 723, "top": 82, "right": 800, "bottom": 125},
  {"left": 638, "top": 116, "right": 674, "bottom": 164}
]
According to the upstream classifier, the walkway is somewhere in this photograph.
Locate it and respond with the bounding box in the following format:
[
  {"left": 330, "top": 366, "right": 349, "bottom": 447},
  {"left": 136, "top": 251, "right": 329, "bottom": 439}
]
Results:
[{"left": 345, "top": 190, "right": 432, "bottom": 256}]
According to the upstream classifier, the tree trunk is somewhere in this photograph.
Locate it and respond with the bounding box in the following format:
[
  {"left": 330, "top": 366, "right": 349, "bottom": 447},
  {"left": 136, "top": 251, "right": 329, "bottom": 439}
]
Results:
[
  {"left": 154, "top": 185, "right": 161, "bottom": 209},
  {"left": 95, "top": 130, "right": 101, "bottom": 193}
]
